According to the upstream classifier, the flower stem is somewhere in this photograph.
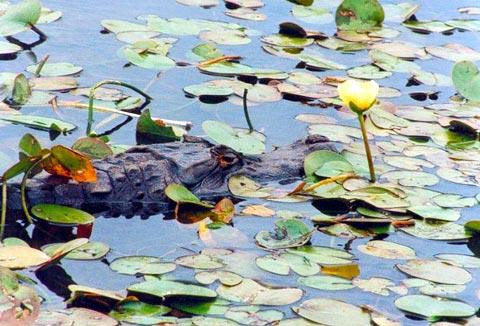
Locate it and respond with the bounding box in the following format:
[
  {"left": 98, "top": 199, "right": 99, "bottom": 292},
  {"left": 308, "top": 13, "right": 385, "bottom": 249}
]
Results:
[
  {"left": 20, "top": 156, "right": 48, "bottom": 225},
  {"left": 87, "top": 80, "right": 153, "bottom": 136},
  {"left": 0, "top": 178, "right": 7, "bottom": 240},
  {"left": 357, "top": 113, "right": 376, "bottom": 183},
  {"left": 243, "top": 89, "right": 254, "bottom": 133}
]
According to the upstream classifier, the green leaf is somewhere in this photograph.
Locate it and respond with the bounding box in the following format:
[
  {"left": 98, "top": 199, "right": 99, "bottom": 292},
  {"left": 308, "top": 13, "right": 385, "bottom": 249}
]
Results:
[
  {"left": 165, "top": 183, "right": 214, "bottom": 208},
  {"left": 452, "top": 60, "right": 480, "bottom": 102},
  {"left": 335, "top": 0, "right": 385, "bottom": 32},
  {"left": 1, "top": 115, "right": 76, "bottom": 132},
  {"left": 26, "top": 62, "right": 83, "bottom": 77},
  {"left": 72, "top": 137, "right": 113, "bottom": 160},
  {"left": 128, "top": 280, "right": 217, "bottom": 299},
  {"left": 110, "top": 256, "right": 176, "bottom": 275},
  {"left": 202, "top": 120, "right": 265, "bottom": 155},
  {"left": 255, "top": 219, "right": 313, "bottom": 249},
  {"left": 395, "top": 295, "right": 475, "bottom": 321},
  {"left": 31, "top": 204, "right": 95, "bottom": 226},
  {"left": 136, "top": 109, "right": 180, "bottom": 144},
  {"left": 18, "top": 133, "right": 42, "bottom": 157},
  {"left": 0, "top": 0, "right": 41, "bottom": 36},
  {"left": 12, "top": 74, "right": 31, "bottom": 105}
]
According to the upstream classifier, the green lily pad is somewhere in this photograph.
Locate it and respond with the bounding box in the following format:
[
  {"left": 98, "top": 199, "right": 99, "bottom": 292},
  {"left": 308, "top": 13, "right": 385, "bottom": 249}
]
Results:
[
  {"left": 402, "top": 221, "right": 471, "bottom": 240},
  {"left": 396, "top": 259, "right": 472, "bottom": 285},
  {"left": 110, "top": 256, "right": 176, "bottom": 275},
  {"left": 27, "top": 62, "right": 83, "bottom": 77},
  {"left": 0, "top": 41, "right": 22, "bottom": 55},
  {"left": 109, "top": 300, "right": 171, "bottom": 325},
  {"left": 228, "top": 175, "right": 271, "bottom": 198},
  {"left": 255, "top": 219, "right": 313, "bottom": 249},
  {"left": 42, "top": 241, "right": 110, "bottom": 261},
  {"left": 395, "top": 295, "right": 475, "bottom": 320},
  {"left": 72, "top": 137, "right": 113, "bottom": 160},
  {"left": 0, "top": 0, "right": 41, "bottom": 36},
  {"left": 292, "top": 5, "right": 333, "bottom": 24},
  {"left": 286, "top": 246, "right": 354, "bottom": 265},
  {"left": 128, "top": 280, "right": 217, "bottom": 299},
  {"left": 347, "top": 65, "right": 392, "bottom": 79},
  {"left": 256, "top": 252, "right": 319, "bottom": 276},
  {"left": 408, "top": 205, "right": 460, "bottom": 222},
  {"left": 217, "top": 278, "right": 303, "bottom": 306},
  {"left": 335, "top": 0, "right": 384, "bottom": 32},
  {"left": 31, "top": 204, "right": 94, "bottom": 226},
  {"left": 1, "top": 115, "right": 76, "bottom": 132},
  {"left": 225, "top": 306, "right": 283, "bottom": 325},
  {"left": 165, "top": 183, "right": 214, "bottom": 208},
  {"left": 202, "top": 120, "right": 265, "bottom": 155},
  {"left": 452, "top": 60, "right": 480, "bottom": 102},
  {"left": 298, "top": 275, "right": 355, "bottom": 291},
  {"left": 434, "top": 254, "right": 480, "bottom": 268},
  {"left": 292, "top": 298, "right": 371, "bottom": 325},
  {"left": 358, "top": 240, "right": 416, "bottom": 259}
]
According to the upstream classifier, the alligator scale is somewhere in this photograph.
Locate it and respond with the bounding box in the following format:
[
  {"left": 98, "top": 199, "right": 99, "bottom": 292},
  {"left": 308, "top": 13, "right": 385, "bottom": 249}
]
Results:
[{"left": 7, "top": 135, "right": 332, "bottom": 216}]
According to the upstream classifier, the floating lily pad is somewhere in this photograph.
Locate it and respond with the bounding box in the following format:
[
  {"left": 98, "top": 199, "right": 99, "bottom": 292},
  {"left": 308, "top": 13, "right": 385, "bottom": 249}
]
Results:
[
  {"left": 0, "top": 245, "right": 50, "bottom": 269},
  {"left": 110, "top": 256, "right": 176, "bottom": 275},
  {"left": 0, "top": 0, "right": 41, "bottom": 36},
  {"left": 31, "top": 204, "right": 94, "bottom": 226},
  {"left": 395, "top": 295, "right": 475, "bottom": 320},
  {"left": 109, "top": 300, "right": 171, "bottom": 325},
  {"left": 396, "top": 259, "right": 471, "bottom": 285},
  {"left": 255, "top": 219, "right": 313, "bottom": 249},
  {"left": 27, "top": 62, "right": 83, "bottom": 77},
  {"left": 128, "top": 280, "right": 217, "bottom": 299},
  {"left": 165, "top": 183, "right": 214, "bottom": 208},
  {"left": 298, "top": 275, "right": 354, "bottom": 291},
  {"left": 217, "top": 278, "right": 303, "bottom": 305},
  {"left": 202, "top": 120, "right": 265, "bottom": 155},
  {"left": 0, "top": 115, "right": 76, "bottom": 132},
  {"left": 42, "top": 241, "right": 110, "bottom": 260},
  {"left": 292, "top": 298, "right": 371, "bottom": 325},
  {"left": 358, "top": 240, "right": 416, "bottom": 259},
  {"left": 228, "top": 175, "right": 271, "bottom": 198}
]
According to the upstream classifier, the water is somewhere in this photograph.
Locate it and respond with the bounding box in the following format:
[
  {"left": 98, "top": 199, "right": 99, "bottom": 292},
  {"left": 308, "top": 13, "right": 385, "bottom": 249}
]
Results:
[{"left": 1, "top": 0, "right": 480, "bottom": 324}]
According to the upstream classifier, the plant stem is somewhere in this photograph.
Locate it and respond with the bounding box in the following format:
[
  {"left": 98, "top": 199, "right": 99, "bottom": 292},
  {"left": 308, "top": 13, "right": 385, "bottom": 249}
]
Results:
[
  {"left": 0, "top": 177, "right": 7, "bottom": 240},
  {"left": 357, "top": 113, "right": 376, "bottom": 183},
  {"left": 243, "top": 89, "right": 254, "bottom": 133},
  {"left": 87, "top": 80, "right": 153, "bottom": 136},
  {"left": 20, "top": 157, "right": 47, "bottom": 225},
  {"left": 34, "top": 54, "right": 50, "bottom": 77}
]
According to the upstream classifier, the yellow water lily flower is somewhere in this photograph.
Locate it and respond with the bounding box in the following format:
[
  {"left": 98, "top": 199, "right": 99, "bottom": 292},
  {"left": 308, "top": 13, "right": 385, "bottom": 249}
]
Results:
[{"left": 338, "top": 79, "right": 379, "bottom": 114}]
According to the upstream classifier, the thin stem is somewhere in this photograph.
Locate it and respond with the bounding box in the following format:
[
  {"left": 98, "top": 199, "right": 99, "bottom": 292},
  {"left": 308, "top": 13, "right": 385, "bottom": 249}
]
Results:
[
  {"left": 243, "top": 89, "right": 254, "bottom": 133},
  {"left": 87, "top": 80, "right": 153, "bottom": 136},
  {"left": 303, "top": 173, "right": 356, "bottom": 193},
  {"left": 0, "top": 178, "right": 7, "bottom": 240},
  {"left": 34, "top": 54, "right": 50, "bottom": 77},
  {"left": 20, "top": 156, "right": 48, "bottom": 225},
  {"left": 358, "top": 113, "right": 376, "bottom": 183}
]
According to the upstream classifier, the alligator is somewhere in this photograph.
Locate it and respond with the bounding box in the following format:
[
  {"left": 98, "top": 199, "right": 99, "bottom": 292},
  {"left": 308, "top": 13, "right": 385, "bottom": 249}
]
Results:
[{"left": 6, "top": 135, "right": 333, "bottom": 217}]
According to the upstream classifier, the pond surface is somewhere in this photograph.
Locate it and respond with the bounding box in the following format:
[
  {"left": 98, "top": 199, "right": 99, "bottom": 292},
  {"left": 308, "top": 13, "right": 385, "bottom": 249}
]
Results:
[{"left": 1, "top": 0, "right": 480, "bottom": 325}]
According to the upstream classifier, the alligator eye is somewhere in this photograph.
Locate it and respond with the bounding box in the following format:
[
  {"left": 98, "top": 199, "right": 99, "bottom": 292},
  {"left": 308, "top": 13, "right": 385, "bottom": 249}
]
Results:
[{"left": 218, "top": 154, "right": 238, "bottom": 168}]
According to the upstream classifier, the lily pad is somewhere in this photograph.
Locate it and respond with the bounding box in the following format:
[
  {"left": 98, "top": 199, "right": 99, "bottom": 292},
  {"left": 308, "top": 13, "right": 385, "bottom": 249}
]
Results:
[
  {"left": 396, "top": 259, "right": 472, "bottom": 285},
  {"left": 31, "top": 204, "right": 94, "bottom": 226},
  {"left": 26, "top": 62, "right": 83, "bottom": 77},
  {"left": 292, "top": 298, "right": 371, "bottom": 325},
  {"left": 255, "top": 219, "right": 313, "bottom": 249},
  {"left": 110, "top": 256, "right": 176, "bottom": 275},
  {"left": 217, "top": 278, "right": 303, "bottom": 305},
  {"left": 395, "top": 295, "right": 475, "bottom": 320},
  {"left": 202, "top": 120, "right": 265, "bottom": 155},
  {"left": 128, "top": 280, "right": 217, "bottom": 299}
]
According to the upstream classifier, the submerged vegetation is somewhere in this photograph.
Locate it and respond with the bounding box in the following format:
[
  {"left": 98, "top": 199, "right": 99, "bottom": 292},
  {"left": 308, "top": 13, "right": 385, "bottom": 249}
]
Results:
[{"left": 0, "top": 0, "right": 480, "bottom": 324}]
